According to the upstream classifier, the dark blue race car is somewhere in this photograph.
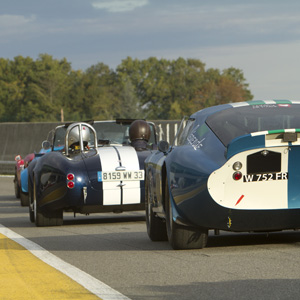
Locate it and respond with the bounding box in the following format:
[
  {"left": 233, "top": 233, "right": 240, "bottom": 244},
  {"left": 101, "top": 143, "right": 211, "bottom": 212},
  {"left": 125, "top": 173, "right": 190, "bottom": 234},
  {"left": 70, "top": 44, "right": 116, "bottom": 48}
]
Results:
[
  {"left": 145, "top": 100, "right": 300, "bottom": 249},
  {"left": 28, "top": 119, "right": 157, "bottom": 226}
]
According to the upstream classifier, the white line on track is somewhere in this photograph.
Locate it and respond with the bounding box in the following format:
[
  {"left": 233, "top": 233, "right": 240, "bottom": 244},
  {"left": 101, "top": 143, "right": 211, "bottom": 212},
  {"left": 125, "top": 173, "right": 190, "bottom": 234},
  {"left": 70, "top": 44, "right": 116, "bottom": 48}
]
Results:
[{"left": 0, "top": 224, "right": 131, "bottom": 300}]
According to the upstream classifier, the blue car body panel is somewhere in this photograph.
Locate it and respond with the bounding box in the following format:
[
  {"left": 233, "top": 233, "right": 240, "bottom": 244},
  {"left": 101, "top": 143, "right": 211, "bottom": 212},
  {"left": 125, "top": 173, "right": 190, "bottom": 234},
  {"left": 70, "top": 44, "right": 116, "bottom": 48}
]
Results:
[
  {"left": 20, "top": 146, "right": 63, "bottom": 194},
  {"left": 145, "top": 100, "right": 300, "bottom": 233},
  {"left": 21, "top": 168, "right": 28, "bottom": 193}
]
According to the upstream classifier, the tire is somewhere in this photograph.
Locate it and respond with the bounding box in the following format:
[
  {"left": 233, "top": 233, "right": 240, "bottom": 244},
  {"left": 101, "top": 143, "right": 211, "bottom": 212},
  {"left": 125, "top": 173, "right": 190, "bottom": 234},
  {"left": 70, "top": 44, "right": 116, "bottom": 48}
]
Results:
[
  {"left": 14, "top": 174, "right": 20, "bottom": 198},
  {"left": 165, "top": 177, "right": 208, "bottom": 250},
  {"left": 28, "top": 176, "right": 35, "bottom": 223},
  {"left": 20, "top": 191, "right": 29, "bottom": 206},
  {"left": 145, "top": 177, "right": 168, "bottom": 241},
  {"left": 33, "top": 178, "right": 63, "bottom": 227}
]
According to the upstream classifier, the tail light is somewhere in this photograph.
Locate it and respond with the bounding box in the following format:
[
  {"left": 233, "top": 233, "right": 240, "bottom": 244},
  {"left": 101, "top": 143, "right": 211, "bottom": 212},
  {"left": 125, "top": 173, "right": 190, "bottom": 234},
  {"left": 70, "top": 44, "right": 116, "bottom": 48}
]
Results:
[
  {"left": 233, "top": 161, "right": 243, "bottom": 181},
  {"left": 233, "top": 171, "right": 242, "bottom": 181},
  {"left": 232, "top": 161, "right": 242, "bottom": 171},
  {"left": 67, "top": 173, "right": 74, "bottom": 181},
  {"left": 67, "top": 181, "right": 75, "bottom": 189},
  {"left": 67, "top": 173, "right": 75, "bottom": 189}
]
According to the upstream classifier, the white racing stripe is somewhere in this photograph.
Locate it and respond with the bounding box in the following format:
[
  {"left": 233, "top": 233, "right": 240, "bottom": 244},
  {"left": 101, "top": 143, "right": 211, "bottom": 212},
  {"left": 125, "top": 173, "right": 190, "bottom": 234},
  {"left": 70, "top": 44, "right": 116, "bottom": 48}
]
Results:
[
  {"left": 0, "top": 224, "right": 131, "bottom": 300},
  {"left": 116, "top": 147, "right": 141, "bottom": 205},
  {"left": 264, "top": 100, "right": 277, "bottom": 104},
  {"left": 98, "top": 146, "right": 142, "bottom": 205},
  {"left": 98, "top": 147, "right": 122, "bottom": 205}
]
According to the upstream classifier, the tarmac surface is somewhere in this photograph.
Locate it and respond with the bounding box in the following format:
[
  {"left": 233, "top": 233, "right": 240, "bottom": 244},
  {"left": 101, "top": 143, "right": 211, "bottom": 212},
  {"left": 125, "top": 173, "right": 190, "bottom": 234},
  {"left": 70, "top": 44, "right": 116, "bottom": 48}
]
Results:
[{"left": 2, "top": 176, "right": 300, "bottom": 299}]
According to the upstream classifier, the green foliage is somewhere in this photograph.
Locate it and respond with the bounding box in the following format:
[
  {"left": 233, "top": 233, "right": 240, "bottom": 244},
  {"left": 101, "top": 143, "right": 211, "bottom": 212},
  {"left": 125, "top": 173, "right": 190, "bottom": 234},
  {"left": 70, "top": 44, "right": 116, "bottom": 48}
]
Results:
[{"left": 0, "top": 55, "right": 253, "bottom": 122}]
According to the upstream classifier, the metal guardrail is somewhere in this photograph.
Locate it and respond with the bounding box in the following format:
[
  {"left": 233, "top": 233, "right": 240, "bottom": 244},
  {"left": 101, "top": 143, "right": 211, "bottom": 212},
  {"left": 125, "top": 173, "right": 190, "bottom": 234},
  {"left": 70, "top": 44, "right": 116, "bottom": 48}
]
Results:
[{"left": 0, "top": 161, "right": 15, "bottom": 175}]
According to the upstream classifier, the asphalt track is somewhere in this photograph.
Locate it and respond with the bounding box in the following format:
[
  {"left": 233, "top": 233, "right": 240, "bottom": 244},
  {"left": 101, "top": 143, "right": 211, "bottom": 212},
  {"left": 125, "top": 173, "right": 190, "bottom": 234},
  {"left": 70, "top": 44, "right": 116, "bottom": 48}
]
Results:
[{"left": 2, "top": 176, "right": 300, "bottom": 299}]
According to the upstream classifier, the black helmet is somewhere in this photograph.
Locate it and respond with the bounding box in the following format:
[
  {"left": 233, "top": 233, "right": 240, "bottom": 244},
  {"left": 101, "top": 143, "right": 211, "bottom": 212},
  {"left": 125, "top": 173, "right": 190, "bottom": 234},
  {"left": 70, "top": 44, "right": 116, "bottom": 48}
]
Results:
[{"left": 129, "top": 120, "right": 151, "bottom": 142}]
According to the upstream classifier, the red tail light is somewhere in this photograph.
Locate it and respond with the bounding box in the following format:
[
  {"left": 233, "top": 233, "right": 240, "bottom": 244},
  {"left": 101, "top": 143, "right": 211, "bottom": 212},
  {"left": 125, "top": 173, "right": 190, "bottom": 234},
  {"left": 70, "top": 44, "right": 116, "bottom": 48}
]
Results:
[
  {"left": 67, "top": 181, "right": 75, "bottom": 189},
  {"left": 67, "top": 173, "right": 75, "bottom": 189},
  {"left": 233, "top": 171, "right": 242, "bottom": 181},
  {"left": 67, "top": 173, "right": 74, "bottom": 181}
]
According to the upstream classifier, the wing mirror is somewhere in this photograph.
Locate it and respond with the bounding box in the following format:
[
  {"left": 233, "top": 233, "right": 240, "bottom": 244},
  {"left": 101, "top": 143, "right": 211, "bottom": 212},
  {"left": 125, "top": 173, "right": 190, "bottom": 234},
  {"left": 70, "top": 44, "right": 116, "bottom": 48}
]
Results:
[{"left": 158, "top": 140, "right": 169, "bottom": 153}]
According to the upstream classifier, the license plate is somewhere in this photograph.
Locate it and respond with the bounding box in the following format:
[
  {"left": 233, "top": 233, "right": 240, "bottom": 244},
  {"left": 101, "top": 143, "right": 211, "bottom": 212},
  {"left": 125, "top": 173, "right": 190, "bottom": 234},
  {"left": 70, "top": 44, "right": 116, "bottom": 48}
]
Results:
[
  {"left": 98, "top": 170, "right": 144, "bottom": 182},
  {"left": 243, "top": 172, "right": 288, "bottom": 182}
]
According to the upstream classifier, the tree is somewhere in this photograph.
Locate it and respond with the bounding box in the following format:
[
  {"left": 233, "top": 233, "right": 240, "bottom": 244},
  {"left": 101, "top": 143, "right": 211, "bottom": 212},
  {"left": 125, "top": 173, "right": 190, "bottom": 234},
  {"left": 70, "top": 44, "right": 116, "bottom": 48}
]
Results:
[
  {"left": 0, "top": 56, "right": 35, "bottom": 121},
  {"left": 191, "top": 66, "right": 253, "bottom": 113},
  {"left": 28, "top": 54, "right": 73, "bottom": 121},
  {"left": 84, "top": 63, "right": 121, "bottom": 120},
  {"left": 118, "top": 77, "right": 141, "bottom": 118},
  {"left": 0, "top": 55, "right": 253, "bottom": 122}
]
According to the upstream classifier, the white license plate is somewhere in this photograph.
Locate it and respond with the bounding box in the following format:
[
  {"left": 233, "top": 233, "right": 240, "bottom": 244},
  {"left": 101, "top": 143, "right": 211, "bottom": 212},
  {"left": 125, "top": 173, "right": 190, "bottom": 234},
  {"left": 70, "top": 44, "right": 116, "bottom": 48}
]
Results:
[
  {"left": 98, "top": 170, "right": 144, "bottom": 182},
  {"left": 243, "top": 172, "right": 288, "bottom": 182}
]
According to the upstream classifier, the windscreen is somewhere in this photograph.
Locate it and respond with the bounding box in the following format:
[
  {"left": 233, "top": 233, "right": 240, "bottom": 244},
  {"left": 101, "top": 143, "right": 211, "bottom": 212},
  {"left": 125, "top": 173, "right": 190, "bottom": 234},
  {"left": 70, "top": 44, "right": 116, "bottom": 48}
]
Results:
[
  {"left": 93, "top": 122, "right": 156, "bottom": 145},
  {"left": 206, "top": 104, "right": 300, "bottom": 146},
  {"left": 53, "top": 122, "right": 156, "bottom": 148},
  {"left": 53, "top": 127, "right": 67, "bottom": 147}
]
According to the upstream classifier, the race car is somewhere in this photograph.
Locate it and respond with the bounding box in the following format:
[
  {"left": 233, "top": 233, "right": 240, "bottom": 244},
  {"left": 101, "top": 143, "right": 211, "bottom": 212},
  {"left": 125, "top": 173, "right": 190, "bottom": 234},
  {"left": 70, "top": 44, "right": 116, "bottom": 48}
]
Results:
[
  {"left": 17, "top": 128, "right": 65, "bottom": 207},
  {"left": 14, "top": 144, "right": 49, "bottom": 206},
  {"left": 144, "top": 100, "right": 300, "bottom": 249},
  {"left": 27, "top": 119, "right": 157, "bottom": 226},
  {"left": 14, "top": 154, "right": 31, "bottom": 199}
]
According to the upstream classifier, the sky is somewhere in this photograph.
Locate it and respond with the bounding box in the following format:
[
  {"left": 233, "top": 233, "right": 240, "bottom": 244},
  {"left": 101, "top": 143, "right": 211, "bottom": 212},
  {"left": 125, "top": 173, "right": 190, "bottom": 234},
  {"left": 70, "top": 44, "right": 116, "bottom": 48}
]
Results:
[{"left": 1, "top": 0, "right": 300, "bottom": 100}]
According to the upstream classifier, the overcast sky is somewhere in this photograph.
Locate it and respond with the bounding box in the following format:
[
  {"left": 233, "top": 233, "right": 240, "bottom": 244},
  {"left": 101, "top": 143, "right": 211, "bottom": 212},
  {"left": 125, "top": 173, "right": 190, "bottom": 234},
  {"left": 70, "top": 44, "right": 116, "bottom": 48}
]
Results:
[{"left": 2, "top": 0, "right": 300, "bottom": 100}]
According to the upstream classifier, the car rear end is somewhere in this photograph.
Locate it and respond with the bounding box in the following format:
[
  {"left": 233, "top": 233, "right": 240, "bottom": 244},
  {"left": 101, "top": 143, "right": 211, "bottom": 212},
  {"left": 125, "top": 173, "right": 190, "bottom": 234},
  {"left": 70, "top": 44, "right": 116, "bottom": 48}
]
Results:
[
  {"left": 208, "top": 129, "right": 300, "bottom": 210},
  {"left": 206, "top": 101, "right": 300, "bottom": 231}
]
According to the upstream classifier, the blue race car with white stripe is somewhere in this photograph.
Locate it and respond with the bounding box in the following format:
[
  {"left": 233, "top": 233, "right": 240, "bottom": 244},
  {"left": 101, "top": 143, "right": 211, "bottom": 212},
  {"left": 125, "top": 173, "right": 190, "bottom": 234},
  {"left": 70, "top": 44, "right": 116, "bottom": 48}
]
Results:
[
  {"left": 28, "top": 120, "right": 157, "bottom": 226},
  {"left": 145, "top": 100, "right": 300, "bottom": 249}
]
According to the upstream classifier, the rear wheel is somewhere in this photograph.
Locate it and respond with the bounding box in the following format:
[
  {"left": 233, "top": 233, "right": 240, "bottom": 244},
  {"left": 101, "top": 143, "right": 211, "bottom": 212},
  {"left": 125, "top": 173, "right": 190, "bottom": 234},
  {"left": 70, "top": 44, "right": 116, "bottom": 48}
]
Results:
[
  {"left": 33, "top": 178, "right": 63, "bottom": 227},
  {"left": 165, "top": 177, "right": 208, "bottom": 250},
  {"left": 28, "top": 177, "right": 34, "bottom": 223},
  {"left": 14, "top": 173, "right": 20, "bottom": 198},
  {"left": 20, "top": 191, "right": 29, "bottom": 206},
  {"left": 145, "top": 177, "right": 168, "bottom": 241}
]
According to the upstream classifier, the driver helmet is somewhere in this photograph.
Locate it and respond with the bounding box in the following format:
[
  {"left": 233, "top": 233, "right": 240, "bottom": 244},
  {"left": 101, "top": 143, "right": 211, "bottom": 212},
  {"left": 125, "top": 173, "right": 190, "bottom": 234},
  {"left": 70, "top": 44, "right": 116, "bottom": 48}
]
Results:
[
  {"left": 68, "top": 125, "right": 90, "bottom": 149},
  {"left": 129, "top": 120, "right": 151, "bottom": 142}
]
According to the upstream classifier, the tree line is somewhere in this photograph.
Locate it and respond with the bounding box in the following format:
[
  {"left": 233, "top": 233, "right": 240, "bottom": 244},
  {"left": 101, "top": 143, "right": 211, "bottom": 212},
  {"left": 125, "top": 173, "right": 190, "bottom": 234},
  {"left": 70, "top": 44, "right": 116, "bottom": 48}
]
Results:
[{"left": 0, "top": 54, "right": 253, "bottom": 122}]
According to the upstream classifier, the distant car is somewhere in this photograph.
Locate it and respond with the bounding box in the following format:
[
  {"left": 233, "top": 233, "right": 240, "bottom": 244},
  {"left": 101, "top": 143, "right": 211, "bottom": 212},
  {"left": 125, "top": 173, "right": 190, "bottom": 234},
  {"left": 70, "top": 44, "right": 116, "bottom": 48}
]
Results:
[
  {"left": 14, "top": 149, "right": 46, "bottom": 206},
  {"left": 19, "top": 126, "right": 66, "bottom": 207},
  {"left": 27, "top": 119, "right": 157, "bottom": 226},
  {"left": 14, "top": 154, "right": 32, "bottom": 199},
  {"left": 144, "top": 100, "right": 300, "bottom": 249}
]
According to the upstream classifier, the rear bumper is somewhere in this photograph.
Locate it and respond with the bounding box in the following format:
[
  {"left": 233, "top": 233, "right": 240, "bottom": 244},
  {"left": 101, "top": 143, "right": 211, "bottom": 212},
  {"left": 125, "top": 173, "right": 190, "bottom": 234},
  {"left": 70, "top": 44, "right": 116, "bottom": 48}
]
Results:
[
  {"left": 173, "top": 189, "right": 300, "bottom": 232},
  {"left": 38, "top": 184, "right": 145, "bottom": 215}
]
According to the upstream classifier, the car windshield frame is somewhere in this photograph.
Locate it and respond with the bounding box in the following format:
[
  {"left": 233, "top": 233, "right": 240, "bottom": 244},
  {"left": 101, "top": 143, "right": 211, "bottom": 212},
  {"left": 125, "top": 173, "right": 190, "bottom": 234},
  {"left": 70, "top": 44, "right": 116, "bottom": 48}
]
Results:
[
  {"left": 93, "top": 121, "right": 156, "bottom": 146},
  {"left": 206, "top": 104, "right": 300, "bottom": 146},
  {"left": 53, "top": 121, "right": 157, "bottom": 148}
]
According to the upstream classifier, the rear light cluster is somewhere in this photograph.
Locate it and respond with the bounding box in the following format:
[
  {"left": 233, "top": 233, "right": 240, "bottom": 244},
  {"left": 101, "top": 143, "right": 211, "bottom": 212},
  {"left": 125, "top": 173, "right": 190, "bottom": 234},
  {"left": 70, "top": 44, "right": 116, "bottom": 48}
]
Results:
[
  {"left": 232, "top": 161, "right": 243, "bottom": 181},
  {"left": 67, "top": 173, "right": 75, "bottom": 189}
]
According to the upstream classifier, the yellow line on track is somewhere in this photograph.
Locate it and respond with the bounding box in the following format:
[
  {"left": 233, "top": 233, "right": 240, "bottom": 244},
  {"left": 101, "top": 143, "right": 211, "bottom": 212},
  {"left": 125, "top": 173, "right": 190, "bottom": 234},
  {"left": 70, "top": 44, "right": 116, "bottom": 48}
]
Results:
[
  {"left": 0, "top": 225, "right": 130, "bottom": 300},
  {"left": 0, "top": 233, "right": 101, "bottom": 300}
]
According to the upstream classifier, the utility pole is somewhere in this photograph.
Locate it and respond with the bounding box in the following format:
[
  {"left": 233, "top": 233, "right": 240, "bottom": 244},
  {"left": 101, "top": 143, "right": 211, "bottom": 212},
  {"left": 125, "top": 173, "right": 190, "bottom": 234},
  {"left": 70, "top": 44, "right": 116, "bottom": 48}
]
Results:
[{"left": 61, "top": 108, "right": 64, "bottom": 122}]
